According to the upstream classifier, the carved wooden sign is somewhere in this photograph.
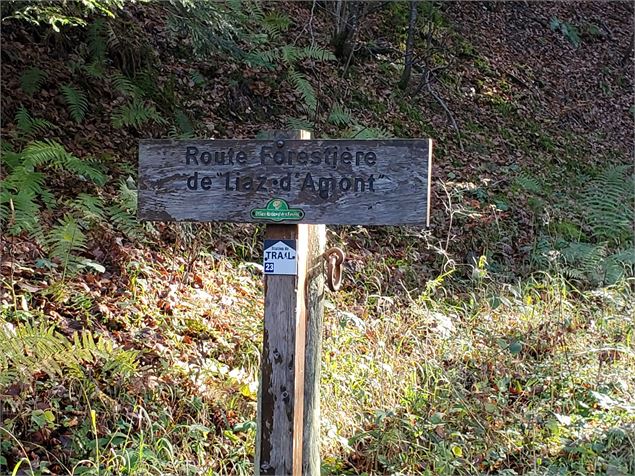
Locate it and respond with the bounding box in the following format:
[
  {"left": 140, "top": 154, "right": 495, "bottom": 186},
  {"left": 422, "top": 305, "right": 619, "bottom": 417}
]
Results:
[{"left": 138, "top": 139, "right": 432, "bottom": 225}]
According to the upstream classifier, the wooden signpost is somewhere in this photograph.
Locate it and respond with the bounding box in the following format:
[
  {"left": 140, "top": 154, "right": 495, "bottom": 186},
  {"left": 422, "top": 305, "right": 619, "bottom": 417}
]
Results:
[{"left": 138, "top": 132, "right": 432, "bottom": 475}]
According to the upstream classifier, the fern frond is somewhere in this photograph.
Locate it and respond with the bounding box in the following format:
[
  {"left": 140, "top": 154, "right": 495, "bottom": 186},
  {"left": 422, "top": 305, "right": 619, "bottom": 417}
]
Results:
[
  {"left": 64, "top": 156, "right": 107, "bottom": 185},
  {"left": 288, "top": 69, "right": 317, "bottom": 111},
  {"left": 299, "top": 45, "right": 336, "bottom": 62},
  {"left": 262, "top": 12, "right": 291, "bottom": 40},
  {"left": 87, "top": 17, "right": 107, "bottom": 64},
  {"left": 15, "top": 106, "right": 53, "bottom": 137},
  {"left": 111, "top": 98, "right": 165, "bottom": 129},
  {"left": 174, "top": 109, "right": 195, "bottom": 136},
  {"left": 285, "top": 117, "right": 314, "bottom": 132},
  {"left": 20, "top": 68, "right": 46, "bottom": 95},
  {"left": 0, "top": 191, "right": 9, "bottom": 225},
  {"left": 111, "top": 73, "right": 142, "bottom": 97},
  {"left": 244, "top": 48, "right": 278, "bottom": 68},
  {"left": 280, "top": 45, "right": 302, "bottom": 64},
  {"left": 0, "top": 320, "right": 139, "bottom": 390},
  {"left": 108, "top": 177, "right": 142, "bottom": 238},
  {"left": 0, "top": 321, "right": 68, "bottom": 386},
  {"left": 109, "top": 204, "right": 142, "bottom": 238},
  {"left": 515, "top": 173, "right": 542, "bottom": 194},
  {"left": 60, "top": 84, "right": 89, "bottom": 123},
  {"left": 1, "top": 189, "right": 41, "bottom": 235},
  {"left": 561, "top": 242, "right": 607, "bottom": 285},
  {"left": 166, "top": 0, "right": 240, "bottom": 58},
  {"left": 0, "top": 142, "right": 21, "bottom": 168},
  {"left": 190, "top": 70, "right": 207, "bottom": 87},
  {"left": 582, "top": 165, "right": 633, "bottom": 243},
  {"left": 134, "top": 69, "right": 158, "bottom": 99},
  {"left": 22, "top": 140, "right": 71, "bottom": 167},
  {"left": 328, "top": 104, "right": 353, "bottom": 126},
  {"left": 346, "top": 124, "right": 393, "bottom": 139},
  {"left": 233, "top": 0, "right": 263, "bottom": 22},
  {"left": 3, "top": 166, "right": 46, "bottom": 196},
  {"left": 69, "top": 193, "right": 105, "bottom": 223},
  {"left": 20, "top": 140, "right": 106, "bottom": 184},
  {"left": 46, "top": 214, "right": 87, "bottom": 274},
  {"left": 118, "top": 177, "right": 138, "bottom": 211},
  {"left": 602, "top": 248, "right": 635, "bottom": 284}
]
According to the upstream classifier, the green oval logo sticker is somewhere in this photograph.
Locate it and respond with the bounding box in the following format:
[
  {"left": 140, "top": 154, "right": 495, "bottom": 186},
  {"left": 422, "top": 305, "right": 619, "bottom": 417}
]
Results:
[{"left": 251, "top": 199, "right": 305, "bottom": 222}]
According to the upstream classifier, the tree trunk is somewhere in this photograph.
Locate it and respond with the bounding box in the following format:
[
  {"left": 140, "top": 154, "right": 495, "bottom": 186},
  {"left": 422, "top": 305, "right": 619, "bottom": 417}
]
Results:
[
  {"left": 398, "top": 1, "right": 418, "bottom": 90},
  {"left": 331, "top": 1, "right": 362, "bottom": 61}
]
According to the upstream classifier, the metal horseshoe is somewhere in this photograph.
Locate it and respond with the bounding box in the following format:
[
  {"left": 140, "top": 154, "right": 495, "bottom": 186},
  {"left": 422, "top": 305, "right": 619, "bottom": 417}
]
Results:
[{"left": 325, "top": 247, "right": 345, "bottom": 292}]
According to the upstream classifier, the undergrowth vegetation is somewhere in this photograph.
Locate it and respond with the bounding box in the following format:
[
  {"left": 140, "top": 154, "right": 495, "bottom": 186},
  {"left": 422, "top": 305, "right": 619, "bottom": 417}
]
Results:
[{"left": 1, "top": 1, "right": 633, "bottom": 475}]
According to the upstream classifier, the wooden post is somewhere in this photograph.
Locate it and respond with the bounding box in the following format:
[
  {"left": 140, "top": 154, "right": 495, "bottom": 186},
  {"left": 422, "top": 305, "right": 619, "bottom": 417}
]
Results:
[{"left": 255, "top": 131, "right": 325, "bottom": 475}]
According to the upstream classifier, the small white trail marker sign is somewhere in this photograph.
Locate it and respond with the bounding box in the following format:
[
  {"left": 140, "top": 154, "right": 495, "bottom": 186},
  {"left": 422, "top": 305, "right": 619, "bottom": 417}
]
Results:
[{"left": 263, "top": 239, "right": 297, "bottom": 276}]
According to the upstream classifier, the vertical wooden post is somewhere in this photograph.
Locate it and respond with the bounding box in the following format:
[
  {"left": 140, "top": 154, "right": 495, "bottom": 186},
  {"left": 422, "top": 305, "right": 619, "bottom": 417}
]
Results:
[{"left": 255, "top": 131, "right": 325, "bottom": 476}]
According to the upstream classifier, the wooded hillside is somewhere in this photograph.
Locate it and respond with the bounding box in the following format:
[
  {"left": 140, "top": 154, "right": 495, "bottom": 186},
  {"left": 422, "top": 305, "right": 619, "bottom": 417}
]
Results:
[{"left": 1, "top": 1, "right": 633, "bottom": 475}]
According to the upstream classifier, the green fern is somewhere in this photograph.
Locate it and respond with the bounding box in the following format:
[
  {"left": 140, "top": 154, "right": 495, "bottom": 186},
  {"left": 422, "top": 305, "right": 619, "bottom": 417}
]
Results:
[
  {"left": 167, "top": 0, "right": 241, "bottom": 58},
  {"left": 262, "top": 12, "right": 291, "bottom": 40},
  {"left": 514, "top": 173, "right": 542, "bottom": 194},
  {"left": 603, "top": 248, "right": 635, "bottom": 285},
  {"left": 346, "top": 124, "right": 393, "bottom": 139},
  {"left": 71, "top": 330, "right": 138, "bottom": 378},
  {"left": 65, "top": 156, "right": 107, "bottom": 185},
  {"left": 134, "top": 69, "right": 160, "bottom": 99},
  {"left": 118, "top": 177, "right": 138, "bottom": 210},
  {"left": 0, "top": 189, "right": 41, "bottom": 235},
  {"left": 111, "top": 72, "right": 142, "bottom": 97},
  {"left": 20, "top": 67, "right": 46, "bottom": 95},
  {"left": 1, "top": 144, "right": 48, "bottom": 234},
  {"left": 80, "top": 18, "right": 108, "bottom": 78},
  {"left": 69, "top": 292, "right": 94, "bottom": 320},
  {"left": 2, "top": 166, "right": 47, "bottom": 201},
  {"left": 60, "top": 84, "right": 89, "bottom": 123},
  {"left": 22, "top": 140, "right": 106, "bottom": 185},
  {"left": 190, "top": 70, "right": 207, "bottom": 87},
  {"left": 21, "top": 139, "right": 71, "bottom": 167},
  {"left": 174, "top": 109, "right": 195, "bottom": 136},
  {"left": 46, "top": 214, "right": 88, "bottom": 275},
  {"left": 288, "top": 68, "right": 317, "bottom": 112},
  {"left": 297, "top": 45, "right": 336, "bottom": 62},
  {"left": 87, "top": 17, "right": 108, "bottom": 64},
  {"left": 285, "top": 117, "right": 315, "bottom": 132},
  {"left": 1, "top": 140, "right": 104, "bottom": 239},
  {"left": 249, "top": 45, "right": 335, "bottom": 68},
  {"left": 244, "top": 48, "right": 277, "bottom": 68},
  {"left": 0, "top": 320, "right": 69, "bottom": 388},
  {"left": 111, "top": 98, "right": 165, "bottom": 129},
  {"left": 281, "top": 45, "right": 335, "bottom": 63},
  {"left": 0, "top": 319, "right": 138, "bottom": 390},
  {"left": 582, "top": 165, "right": 633, "bottom": 244},
  {"left": 229, "top": 0, "right": 264, "bottom": 23},
  {"left": 109, "top": 177, "right": 142, "bottom": 238},
  {"left": 328, "top": 104, "right": 353, "bottom": 126},
  {"left": 15, "top": 106, "right": 53, "bottom": 137},
  {"left": 560, "top": 241, "right": 634, "bottom": 286},
  {"left": 69, "top": 193, "right": 106, "bottom": 223},
  {"left": 561, "top": 242, "right": 606, "bottom": 283}
]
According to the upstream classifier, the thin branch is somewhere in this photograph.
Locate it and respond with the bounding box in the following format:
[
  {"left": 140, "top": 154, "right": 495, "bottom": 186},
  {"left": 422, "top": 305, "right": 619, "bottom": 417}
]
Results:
[{"left": 413, "top": 63, "right": 463, "bottom": 152}]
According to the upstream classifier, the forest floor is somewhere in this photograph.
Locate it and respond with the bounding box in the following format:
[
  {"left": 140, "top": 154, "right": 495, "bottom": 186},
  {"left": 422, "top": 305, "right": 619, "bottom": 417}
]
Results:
[{"left": 1, "top": 1, "right": 634, "bottom": 475}]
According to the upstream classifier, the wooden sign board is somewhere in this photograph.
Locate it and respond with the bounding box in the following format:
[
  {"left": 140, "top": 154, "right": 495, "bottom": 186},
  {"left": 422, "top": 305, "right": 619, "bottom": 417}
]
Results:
[{"left": 138, "top": 139, "right": 432, "bottom": 225}]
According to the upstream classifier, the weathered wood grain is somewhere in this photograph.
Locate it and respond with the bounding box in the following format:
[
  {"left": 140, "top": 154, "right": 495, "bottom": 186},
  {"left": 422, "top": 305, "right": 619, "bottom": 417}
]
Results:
[
  {"left": 255, "top": 224, "right": 299, "bottom": 476},
  {"left": 138, "top": 139, "right": 432, "bottom": 225},
  {"left": 301, "top": 223, "right": 325, "bottom": 475},
  {"left": 255, "top": 131, "right": 325, "bottom": 476}
]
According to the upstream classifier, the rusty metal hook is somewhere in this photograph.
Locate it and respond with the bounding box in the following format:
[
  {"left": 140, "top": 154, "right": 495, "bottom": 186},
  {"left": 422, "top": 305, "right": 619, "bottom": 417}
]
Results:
[{"left": 325, "top": 247, "right": 345, "bottom": 292}]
